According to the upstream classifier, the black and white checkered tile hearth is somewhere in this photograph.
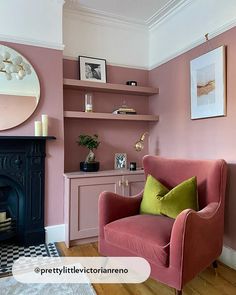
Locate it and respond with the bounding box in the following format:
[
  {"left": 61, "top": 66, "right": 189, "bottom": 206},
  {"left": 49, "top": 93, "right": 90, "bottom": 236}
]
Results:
[{"left": 0, "top": 243, "right": 60, "bottom": 275}]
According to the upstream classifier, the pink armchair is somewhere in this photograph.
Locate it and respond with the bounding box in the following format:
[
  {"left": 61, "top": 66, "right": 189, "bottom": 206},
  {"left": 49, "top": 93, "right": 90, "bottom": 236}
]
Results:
[{"left": 98, "top": 156, "right": 227, "bottom": 294}]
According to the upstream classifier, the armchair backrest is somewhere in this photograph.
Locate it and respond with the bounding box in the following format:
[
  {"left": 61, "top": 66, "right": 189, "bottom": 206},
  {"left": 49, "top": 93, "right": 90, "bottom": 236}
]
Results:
[{"left": 143, "top": 155, "right": 227, "bottom": 209}]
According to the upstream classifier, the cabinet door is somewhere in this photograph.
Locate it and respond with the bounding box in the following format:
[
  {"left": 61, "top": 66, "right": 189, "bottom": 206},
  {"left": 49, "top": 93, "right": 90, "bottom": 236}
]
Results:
[
  {"left": 70, "top": 176, "right": 120, "bottom": 241},
  {"left": 123, "top": 174, "right": 145, "bottom": 197}
]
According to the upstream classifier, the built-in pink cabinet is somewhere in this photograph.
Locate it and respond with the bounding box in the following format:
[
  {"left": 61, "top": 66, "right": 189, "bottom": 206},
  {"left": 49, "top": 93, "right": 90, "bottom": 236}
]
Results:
[{"left": 64, "top": 170, "right": 145, "bottom": 247}]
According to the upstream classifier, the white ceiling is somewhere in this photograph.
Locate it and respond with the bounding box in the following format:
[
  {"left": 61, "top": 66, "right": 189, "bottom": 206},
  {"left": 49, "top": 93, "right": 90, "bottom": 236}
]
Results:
[{"left": 64, "top": 0, "right": 185, "bottom": 27}]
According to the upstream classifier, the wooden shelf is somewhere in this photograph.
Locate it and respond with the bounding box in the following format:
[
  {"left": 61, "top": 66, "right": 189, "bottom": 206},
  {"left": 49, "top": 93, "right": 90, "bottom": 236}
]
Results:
[
  {"left": 64, "top": 111, "right": 159, "bottom": 122},
  {"left": 63, "top": 78, "right": 159, "bottom": 96}
]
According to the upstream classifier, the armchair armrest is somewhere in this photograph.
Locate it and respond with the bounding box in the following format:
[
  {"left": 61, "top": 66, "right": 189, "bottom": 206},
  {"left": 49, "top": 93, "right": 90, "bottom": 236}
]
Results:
[
  {"left": 98, "top": 191, "right": 143, "bottom": 239},
  {"left": 169, "top": 202, "right": 223, "bottom": 285}
]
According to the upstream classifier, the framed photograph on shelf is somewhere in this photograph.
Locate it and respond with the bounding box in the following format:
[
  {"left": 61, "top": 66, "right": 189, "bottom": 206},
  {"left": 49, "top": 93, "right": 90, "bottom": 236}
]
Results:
[
  {"left": 114, "top": 153, "right": 127, "bottom": 170},
  {"left": 79, "top": 56, "right": 107, "bottom": 83},
  {"left": 190, "top": 46, "right": 226, "bottom": 119}
]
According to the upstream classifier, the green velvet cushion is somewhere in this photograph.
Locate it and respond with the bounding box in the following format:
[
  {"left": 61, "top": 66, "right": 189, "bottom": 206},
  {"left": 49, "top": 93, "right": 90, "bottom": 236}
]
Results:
[{"left": 140, "top": 175, "right": 198, "bottom": 218}]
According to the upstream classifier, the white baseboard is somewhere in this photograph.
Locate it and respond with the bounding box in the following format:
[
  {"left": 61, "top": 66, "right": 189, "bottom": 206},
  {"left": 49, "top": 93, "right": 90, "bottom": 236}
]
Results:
[
  {"left": 219, "top": 245, "right": 236, "bottom": 270},
  {"left": 45, "top": 224, "right": 65, "bottom": 243}
]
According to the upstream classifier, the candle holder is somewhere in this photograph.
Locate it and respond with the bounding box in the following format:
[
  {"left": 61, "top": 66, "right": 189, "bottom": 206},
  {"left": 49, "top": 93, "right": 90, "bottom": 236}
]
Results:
[
  {"left": 85, "top": 93, "right": 93, "bottom": 112},
  {"left": 129, "top": 162, "right": 137, "bottom": 171}
]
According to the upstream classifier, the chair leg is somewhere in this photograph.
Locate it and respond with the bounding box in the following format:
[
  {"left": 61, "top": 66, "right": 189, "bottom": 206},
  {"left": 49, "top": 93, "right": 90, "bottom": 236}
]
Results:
[
  {"left": 175, "top": 289, "right": 182, "bottom": 295},
  {"left": 212, "top": 260, "right": 218, "bottom": 268},
  {"left": 212, "top": 260, "right": 218, "bottom": 275}
]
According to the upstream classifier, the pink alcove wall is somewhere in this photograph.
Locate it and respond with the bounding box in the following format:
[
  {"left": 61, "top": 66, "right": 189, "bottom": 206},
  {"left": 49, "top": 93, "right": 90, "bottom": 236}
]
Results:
[
  {"left": 148, "top": 26, "right": 236, "bottom": 250},
  {"left": 0, "top": 41, "right": 64, "bottom": 226},
  {"left": 63, "top": 59, "right": 150, "bottom": 171}
]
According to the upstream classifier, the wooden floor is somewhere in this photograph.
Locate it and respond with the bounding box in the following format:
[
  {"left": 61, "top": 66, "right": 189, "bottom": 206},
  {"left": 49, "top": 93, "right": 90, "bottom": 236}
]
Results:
[{"left": 57, "top": 242, "right": 236, "bottom": 295}]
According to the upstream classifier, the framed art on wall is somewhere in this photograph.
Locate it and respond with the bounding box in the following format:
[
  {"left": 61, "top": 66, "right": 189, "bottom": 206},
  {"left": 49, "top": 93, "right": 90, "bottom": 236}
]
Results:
[
  {"left": 79, "top": 56, "right": 107, "bottom": 83},
  {"left": 114, "top": 153, "right": 127, "bottom": 170},
  {"left": 190, "top": 46, "right": 226, "bottom": 119}
]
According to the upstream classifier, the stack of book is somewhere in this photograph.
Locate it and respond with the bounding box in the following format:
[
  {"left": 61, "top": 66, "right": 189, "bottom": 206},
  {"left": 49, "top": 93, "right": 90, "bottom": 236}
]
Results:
[{"left": 112, "top": 107, "right": 136, "bottom": 115}]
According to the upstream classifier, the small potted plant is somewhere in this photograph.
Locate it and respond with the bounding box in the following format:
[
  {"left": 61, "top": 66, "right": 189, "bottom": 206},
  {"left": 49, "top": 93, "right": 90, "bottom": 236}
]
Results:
[{"left": 77, "top": 134, "right": 100, "bottom": 172}]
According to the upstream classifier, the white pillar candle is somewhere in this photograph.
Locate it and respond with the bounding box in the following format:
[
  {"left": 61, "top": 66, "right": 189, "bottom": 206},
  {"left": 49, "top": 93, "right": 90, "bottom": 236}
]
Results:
[
  {"left": 0, "top": 212, "right": 6, "bottom": 222},
  {"left": 42, "top": 114, "right": 48, "bottom": 136},
  {"left": 35, "top": 121, "right": 42, "bottom": 136}
]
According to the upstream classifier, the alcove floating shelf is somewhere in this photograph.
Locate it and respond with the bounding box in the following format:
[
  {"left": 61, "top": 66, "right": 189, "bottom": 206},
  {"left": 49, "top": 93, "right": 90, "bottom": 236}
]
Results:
[
  {"left": 64, "top": 111, "right": 158, "bottom": 122},
  {"left": 63, "top": 79, "right": 159, "bottom": 96}
]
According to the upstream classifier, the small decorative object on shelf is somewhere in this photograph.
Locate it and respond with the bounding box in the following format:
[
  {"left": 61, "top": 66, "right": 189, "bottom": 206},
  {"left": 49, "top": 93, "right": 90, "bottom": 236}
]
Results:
[
  {"left": 42, "top": 114, "right": 48, "bottom": 136},
  {"left": 113, "top": 100, "right": 136, "bottom": 114},
  {"left": 85, "top": 93, "right": 93, "bottom": 112},
  {"left": 129, "top": 162, "right": 137, "bottom": 171},
  {"left": 126, "top": 81, "right": 137, "bottom": 86},
  {"left": 34, "top": 121, "right": 42, "bottom": 136},
  {"left": 112, "top": 107, "right": 136, "bottom": 115},
  {"left": 114, "top": 153, "right": 127, "bottom": 170},
  {"left": 79, "top": 56, "right": 107, "bottom": 83},
  {"left": 77, "top": 134, "right": 100, "bottom": 172}
]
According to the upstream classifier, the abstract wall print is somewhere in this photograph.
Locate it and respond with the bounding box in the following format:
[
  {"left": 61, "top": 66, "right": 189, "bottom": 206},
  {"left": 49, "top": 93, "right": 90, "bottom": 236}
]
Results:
[{"left": 190, "top": 46, "right": 226, "bottom": 119}]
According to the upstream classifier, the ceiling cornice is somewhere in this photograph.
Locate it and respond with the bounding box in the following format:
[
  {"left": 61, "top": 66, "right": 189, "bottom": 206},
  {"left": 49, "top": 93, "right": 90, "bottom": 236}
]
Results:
[
  {"left": 64, "top": 0, "right": 193, "bottom": 31},
  {"left": 64, "top": 4, "right": 148, "bottom": 31},
  {"left": 64, "top": 0, "right": 145, "bottom": 25},
  {"left": 147, "top": 0, "right": 193, "bottom": 29}
]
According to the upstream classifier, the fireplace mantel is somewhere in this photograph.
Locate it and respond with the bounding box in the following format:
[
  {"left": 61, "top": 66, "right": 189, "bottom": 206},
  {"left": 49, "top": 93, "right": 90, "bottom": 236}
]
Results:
[
  {"left": 0, "top": 135, "right": 56, "bottom": 246},
  {"left": 0, "top": 136, "right": 56, "bottom": 140}
]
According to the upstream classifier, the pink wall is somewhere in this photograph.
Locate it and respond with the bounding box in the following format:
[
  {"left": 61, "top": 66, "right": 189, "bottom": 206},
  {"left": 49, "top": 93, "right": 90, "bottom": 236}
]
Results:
[
  {"left": 149, "top": 26, "right": 236, "bottom": 250},
  {"left": 0, "top": 41, "right": 64, "bottom": 226},
  {"left": 63, "top": 59, "right": 149, "bottom": 171}
]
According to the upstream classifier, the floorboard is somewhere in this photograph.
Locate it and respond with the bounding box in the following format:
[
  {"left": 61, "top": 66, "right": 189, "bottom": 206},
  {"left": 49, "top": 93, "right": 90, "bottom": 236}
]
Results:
[{"left": 57, "top": 242, "right": 236, "bottom": 295}]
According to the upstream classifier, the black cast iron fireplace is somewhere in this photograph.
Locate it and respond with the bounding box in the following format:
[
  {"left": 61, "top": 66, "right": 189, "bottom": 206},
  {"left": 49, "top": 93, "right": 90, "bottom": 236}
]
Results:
[{"left": 0, "top": 136, "right": 55, "bottom": 246}]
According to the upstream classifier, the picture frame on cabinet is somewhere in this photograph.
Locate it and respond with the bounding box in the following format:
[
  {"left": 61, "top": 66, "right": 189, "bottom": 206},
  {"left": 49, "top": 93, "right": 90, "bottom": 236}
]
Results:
[
  {"left": 190, "top": 46, "right": 226, "bottom": 119},
  {"left": 79, "top": 56, "right": 107, "bottom": 83},
  {"left": 114, "top": 153, "right": 127, "bottom": 170}
]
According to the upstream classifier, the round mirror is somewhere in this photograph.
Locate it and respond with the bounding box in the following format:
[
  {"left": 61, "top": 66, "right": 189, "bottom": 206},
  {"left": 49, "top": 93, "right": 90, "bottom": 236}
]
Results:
[{"left": 0, "top": 45, "right": 40, "bottom": 130}]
